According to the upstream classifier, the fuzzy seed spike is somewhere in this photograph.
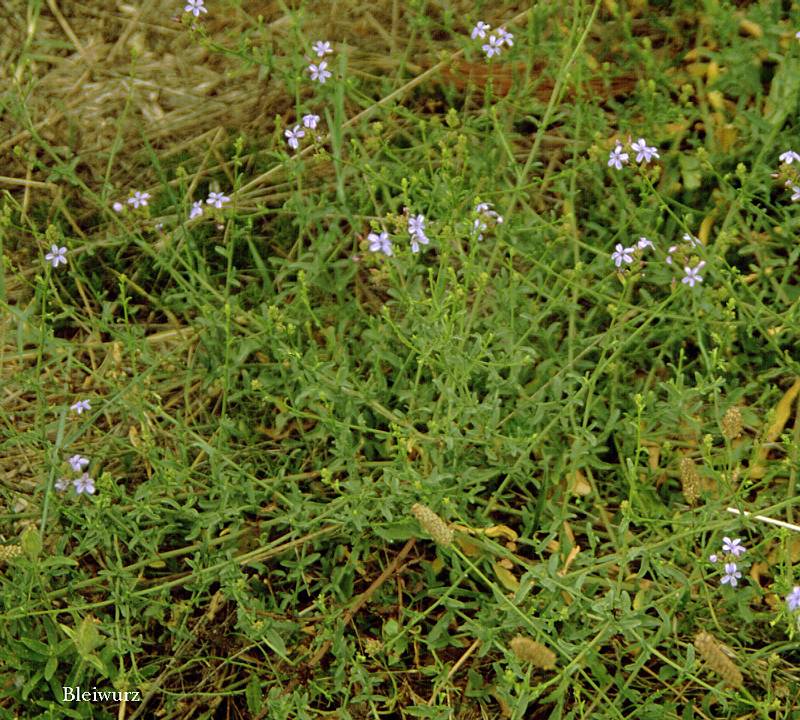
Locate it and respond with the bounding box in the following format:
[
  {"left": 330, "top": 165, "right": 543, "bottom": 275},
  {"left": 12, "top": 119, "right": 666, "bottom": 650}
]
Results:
[
  {"left": 411, "top": 503, "right": 453, "bottom": 547},
  {"left": 694, "top": 631, "right": 744, "bottom": 689},
  {"left": 509, "top": 635, "right": 556, "bottom": 669}
]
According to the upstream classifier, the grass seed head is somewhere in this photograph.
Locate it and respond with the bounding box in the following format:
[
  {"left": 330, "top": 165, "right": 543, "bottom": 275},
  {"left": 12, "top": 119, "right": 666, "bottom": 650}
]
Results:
[
  {"left": 721, "top": 406, "right": 743, "bottom": 440},
  {"left": 694, "top": 631, "right": 744, "bottom": 689},
  {"left": 509, "top": 636, "right": 557, "bottom": 669},
  {"left": 411, "top": 503, "right": 453, "bottom": 547},
  {"left": 679, "top": 456, "right": 700, "bottom": 505}
]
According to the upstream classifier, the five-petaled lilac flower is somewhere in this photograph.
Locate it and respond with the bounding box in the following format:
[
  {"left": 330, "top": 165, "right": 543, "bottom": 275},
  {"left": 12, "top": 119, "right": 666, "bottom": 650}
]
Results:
[
  {"left": 45, "top": 245, "right": 67, "bottom": 268},
  {"left": 682, "top": 233, "right": 700, "bottom": 247},
  {"left": 70, "top": 399, "right": 91, "bottom": 415},
  {"left": 608, "top": 144, "right": 629, "bottom": 170},
  {"left": 55, "top": 477, "right": 69, "bottom": 493},
  {"left": 721, "top": 562, "right": 742, "bottom": 587},
  {"left": 73, "top": 473, "right": 95, "bottom": 495},
  {"left": 631, "top": 138, "right": 660, "bottom": 164},
  {"left": 637, "top": 236, "right": 654, "bottom": 250},
  {"left": 722, "top": 537, "right": 746, "bottom": 557},
  {"left": 787, "top": 586, "right": 800, "bottom": 611},
  {"left": 302, "top": 114, "right": 320, "bottom": 130},
  {"left": 308, "top": 60, "right": 332, "bottom": 84},
  {"left": 611, "top": 243, "right": 634, "bottom": 267},
  {"left": 471, "top": 21, "right": 490, "bottom": 40},
  {"left": 368, "top": 231, "right": 393, "bottom": 256},
  {"left": 408, "top": 214, "right": 427, "bottom": 239},
  {"left": 497, "top": 27, "right": 514, "bottom": 46},
  {"left": 312, "top": 41, "right": 332, "bottom": 57},
  {"left": 127, "top": 191, "right": 150, "bottom": 209},
  {"left": 682, "top": 261, "right": 705, "bottom": 288},
  {"left": 206, "top": 191, "right": 230, "bottom": 209},
  {"left": 482, "top": 35, "right": 503, "bottom": 58},
  {"left": 779, "top": 150, "right": 800, "bottom": 164},
  {"left": 184, "top": 0, "right": 207, "bottom": 17},
  {"left": 285, "top": 125, "right": 305, "bottom": 150},
  {"left": 189, "top": 200, "right": 203, "bottom": 219},
  {"left": 68, "top": 454, "right": 89, "bottom": 472}
]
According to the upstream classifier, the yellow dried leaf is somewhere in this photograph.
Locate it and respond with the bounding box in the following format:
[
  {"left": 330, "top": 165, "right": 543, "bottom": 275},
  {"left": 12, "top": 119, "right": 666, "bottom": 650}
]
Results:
[
  {"left": 686, "top": 62, "right": 708, "bottom": 78},
  {"left": 567, "top": 469, "right": 592, "bottom": 496},
  {"left": 751, "top": 378, "right": 800, "bottom": 479},
  {"left": 739, "top": 18, "right": 763, "bottom": 38},
  {"left": 699, "top": 213, "right": 716, "bottom": 246},
  {"left": 484, "top": 525, "right": 519, "bottom": 542},
  {"left": 765, "top": 378, "right": 800, "bottom": 441},
  {"left": 493, "top": 562, "right": 520, "bottom": 592},
  {"left": 708, "top": 90, "right": 724, "bottom": 111}
]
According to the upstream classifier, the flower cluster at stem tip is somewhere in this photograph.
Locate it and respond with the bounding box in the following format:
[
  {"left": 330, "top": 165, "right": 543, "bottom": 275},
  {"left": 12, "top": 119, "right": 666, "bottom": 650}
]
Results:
[{"left": 708, "top": 536, "right": 747, "bottom": 588}]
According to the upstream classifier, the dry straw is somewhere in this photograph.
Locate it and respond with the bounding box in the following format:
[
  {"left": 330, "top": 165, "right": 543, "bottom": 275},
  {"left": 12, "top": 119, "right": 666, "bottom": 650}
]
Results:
[
  {"left": 694, "top": 631, "right": 744, "bottom": 689},
  {"left": 509, "top": 635, "right": 557, "bottom": 669},
  {"left": 411, "top": 503, "right": 453, "bottom": 547}
]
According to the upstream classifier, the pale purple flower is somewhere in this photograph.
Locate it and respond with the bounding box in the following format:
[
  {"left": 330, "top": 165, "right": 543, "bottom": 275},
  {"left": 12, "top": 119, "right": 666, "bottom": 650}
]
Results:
[
  {"left": 206, "top": 191, "right": 230, "bottom": 209},
  {"left": 312, "top": 41, "right": 332, "bottom": 57},
  {"left": 665, "top": 245, "right": 678, "bottom": 264},
  {"left": 410, "top": 235, "right": 429, "bottom": 253},
  {"left": 55, "top": 477, "right": 69, "bottom": 493},
  {"left": 68, "top": 454, "right": 89, "bottom": 472},
  {"left": 308, "top": 60, "right": 332, "bottom": 84},
  {"left": 73, "top": 473, "right": 95, "bottom": 495},
  {"left": 709, "top": 554, "right": 718, "bottom": 563},
  {"left": 796, "top": 30, "right": 800, "bottom": 40},
  {"left": 637, "top": 236, "right": 654, "bottom": 250},
  {"left": 302, "top": 114, "right": 320, "bottom": 130},
  {"left": 70, "top": 399, "right": 91, "bottom": 415},
  {"left": 682, "top": 261, "right": 705, "bottom": 288},
  {"left": 779, "top": 150, "right": 800, "bottom": 164},
  {"left": 608, "top": 144, "right": 629, "bottom": 170},
  {"left": 127, "top": 191, "right": 150, "bottom": 209},
  {"left": 476, "top": 202, "right": 503, "bottom": 224},
  {"left": 682, "top": 233, "right": 701, "bottom": 247},
  {"left": 787, "top": 586, "right": 800, "bottom": 611},
  {"left": 631, "top": 138, "right": 660, "bottom": 164},
  {"left": 472, "top": 219, "right": 487, "bottom": 240},
  {"left": 611, "top": 243, "right": 634, "bottom": 267},
  {"left": 285, "top": 124, "right": 305, "bottom": 150},
  {"left": 189, "top": 200, "right": 203, "bottom": 219},
  {"left": 497, "top": 27, "right": 514, "bottom": 47},
  {"left": 408, "top": 214, "right": 427, "bottom": 239},
  {"left": 112, "top": 201, "right": 124, "bottom": 213},
  {"left": 482, "top": 35, "right": 503, "bottom": 58},
  {"left": 368, "top": 231, "right": 393, "bottom": 256},
  {"left": 722, "top": 537, "right": 746, "bottom": 558},
  {"left": 471, "top": 21, "right": 490, "bottom": 40},
  {"left": 184, "top": 0, "right": 207, "bottom": 17},
  {"left": 720, "top": 562, "right": 742, "bottom": 587},
  {"left": 45, "top": 245, "right": 67, "bottom": 268},
  {"left": 787, "top": 182, "right": 800, "bottom": 202}
]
